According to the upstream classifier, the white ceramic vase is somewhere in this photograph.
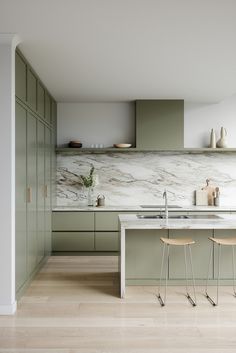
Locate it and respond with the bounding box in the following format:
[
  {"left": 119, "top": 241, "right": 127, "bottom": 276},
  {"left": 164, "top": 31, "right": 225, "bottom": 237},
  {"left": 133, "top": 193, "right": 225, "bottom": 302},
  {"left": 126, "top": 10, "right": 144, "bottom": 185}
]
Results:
[
  {"left": 209, "top": 128, "right": 216, "bottom": 148},
  {"left": 216, "top": 127, "right": 228, "bottom": 148}
]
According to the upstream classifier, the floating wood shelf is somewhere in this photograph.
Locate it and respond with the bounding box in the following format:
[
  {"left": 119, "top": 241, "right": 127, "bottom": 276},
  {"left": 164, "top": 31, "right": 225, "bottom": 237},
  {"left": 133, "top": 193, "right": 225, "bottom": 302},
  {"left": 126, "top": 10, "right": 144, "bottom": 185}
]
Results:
[{"left": 55, "top": 147, "right": 236, "bottom": 154}]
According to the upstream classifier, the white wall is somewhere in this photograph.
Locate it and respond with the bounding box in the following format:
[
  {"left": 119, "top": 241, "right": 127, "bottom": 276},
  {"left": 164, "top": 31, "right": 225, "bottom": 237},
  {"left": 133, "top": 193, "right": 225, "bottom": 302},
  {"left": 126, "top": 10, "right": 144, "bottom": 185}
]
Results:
[
  {"left": 184, "top": 95, "right": 236, "bottom": 147},
  {"left": 58, "top": 97, "right": 236, "bottom": 149},
  {"left": 57, "top": 102, "right": 135, "bottom": 148},
  {"left": 0, "top": 34, "right": 19, "bottom": 315}
]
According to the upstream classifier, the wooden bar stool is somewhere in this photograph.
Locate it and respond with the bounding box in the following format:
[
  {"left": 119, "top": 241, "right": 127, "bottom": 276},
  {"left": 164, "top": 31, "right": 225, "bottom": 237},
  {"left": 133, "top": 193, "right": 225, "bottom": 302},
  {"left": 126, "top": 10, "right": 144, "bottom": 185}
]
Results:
[
  {"left": 157, "top": 237, "right": 197, "bottom": 307},
  {"left": 206, "top": 237, "right": 236, "bottom": 306}
]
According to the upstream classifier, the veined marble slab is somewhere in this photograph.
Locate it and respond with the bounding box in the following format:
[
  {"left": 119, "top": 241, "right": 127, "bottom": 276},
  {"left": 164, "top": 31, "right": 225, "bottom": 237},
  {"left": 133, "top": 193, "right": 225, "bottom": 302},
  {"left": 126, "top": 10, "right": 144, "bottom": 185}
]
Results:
[
  {"left": 56, "top": 152, "right": 236, "bottom": 207},
  {"left": 53, "top": 205, "right": 236, "bottom": 212}
]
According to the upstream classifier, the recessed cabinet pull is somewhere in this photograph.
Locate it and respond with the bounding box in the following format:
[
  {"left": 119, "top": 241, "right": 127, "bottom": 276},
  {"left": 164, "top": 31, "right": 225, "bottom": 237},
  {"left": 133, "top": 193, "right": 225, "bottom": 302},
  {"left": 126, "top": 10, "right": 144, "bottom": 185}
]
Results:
[{"left": 27, "top": 187, "right": 32, "bottom": 203}]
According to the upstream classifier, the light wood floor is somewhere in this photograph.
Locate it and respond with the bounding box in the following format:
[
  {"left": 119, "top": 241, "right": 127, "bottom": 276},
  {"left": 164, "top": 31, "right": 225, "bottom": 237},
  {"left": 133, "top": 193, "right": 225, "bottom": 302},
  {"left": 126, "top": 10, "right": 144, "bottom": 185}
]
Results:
[{"left": 1, "top": 256, "right": 236, "bottom": 352}]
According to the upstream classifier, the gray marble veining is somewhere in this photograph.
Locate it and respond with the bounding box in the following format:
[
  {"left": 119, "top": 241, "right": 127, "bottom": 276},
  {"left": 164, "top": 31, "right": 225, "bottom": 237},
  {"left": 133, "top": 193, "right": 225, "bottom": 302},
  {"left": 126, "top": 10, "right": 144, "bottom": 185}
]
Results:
[{"left": 56, "top": 152, "right": 236, "bottom": 206}]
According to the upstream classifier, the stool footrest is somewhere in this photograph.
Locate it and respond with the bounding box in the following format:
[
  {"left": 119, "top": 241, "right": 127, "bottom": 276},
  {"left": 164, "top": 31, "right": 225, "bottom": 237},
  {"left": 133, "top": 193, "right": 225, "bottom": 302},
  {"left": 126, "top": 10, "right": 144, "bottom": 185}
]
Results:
[
  {"left": 157, "top": 294, "right": 165, "bottom": 307},
  {"left": 187, "top": 293, "right": 197, "bottom": 307},
  {"left": 205, "top": 292, "right": 217, "bottom": 306}
]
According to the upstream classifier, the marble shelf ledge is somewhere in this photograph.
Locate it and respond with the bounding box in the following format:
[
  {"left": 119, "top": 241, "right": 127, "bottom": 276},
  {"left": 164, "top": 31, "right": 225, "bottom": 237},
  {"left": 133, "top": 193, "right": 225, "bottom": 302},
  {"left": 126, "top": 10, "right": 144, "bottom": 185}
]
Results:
[{"left": 53, "top": 205, "right": 236, "bottom": 212}]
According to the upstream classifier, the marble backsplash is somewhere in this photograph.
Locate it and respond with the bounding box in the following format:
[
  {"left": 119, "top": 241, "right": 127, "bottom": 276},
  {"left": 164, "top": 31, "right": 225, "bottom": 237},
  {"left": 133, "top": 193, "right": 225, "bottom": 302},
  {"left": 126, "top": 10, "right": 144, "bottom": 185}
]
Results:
[{"left": 56, "top": 152, "right": 236, "bottom": 206}]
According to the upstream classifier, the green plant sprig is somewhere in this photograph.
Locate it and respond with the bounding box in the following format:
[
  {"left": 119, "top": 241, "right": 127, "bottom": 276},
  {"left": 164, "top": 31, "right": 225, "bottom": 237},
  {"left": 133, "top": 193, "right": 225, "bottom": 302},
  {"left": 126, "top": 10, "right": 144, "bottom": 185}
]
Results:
[{"left": 80, "top": 166, "right": 95, "bottom": 188}]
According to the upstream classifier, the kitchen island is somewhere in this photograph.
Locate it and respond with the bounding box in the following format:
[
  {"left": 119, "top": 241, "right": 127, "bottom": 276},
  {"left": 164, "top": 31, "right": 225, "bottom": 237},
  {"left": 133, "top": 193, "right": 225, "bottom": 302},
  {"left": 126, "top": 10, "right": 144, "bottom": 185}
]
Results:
[{"left": 119, "top": 214, "right": 236, "bottom": 298}]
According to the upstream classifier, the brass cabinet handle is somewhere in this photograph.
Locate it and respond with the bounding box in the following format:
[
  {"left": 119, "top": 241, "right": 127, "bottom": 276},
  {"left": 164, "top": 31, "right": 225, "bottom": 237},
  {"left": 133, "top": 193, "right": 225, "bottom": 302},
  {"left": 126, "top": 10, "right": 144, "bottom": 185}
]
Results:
[{"left": 27, "top": 187, "right": 32, "bottom": 203}]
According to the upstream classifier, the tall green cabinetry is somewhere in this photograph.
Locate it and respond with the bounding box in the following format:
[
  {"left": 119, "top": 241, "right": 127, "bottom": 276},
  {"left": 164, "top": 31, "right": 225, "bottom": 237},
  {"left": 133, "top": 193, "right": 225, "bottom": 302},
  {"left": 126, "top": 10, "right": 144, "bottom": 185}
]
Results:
[{"left": 15, "top": 49, "right": 57, "bottom": 296}]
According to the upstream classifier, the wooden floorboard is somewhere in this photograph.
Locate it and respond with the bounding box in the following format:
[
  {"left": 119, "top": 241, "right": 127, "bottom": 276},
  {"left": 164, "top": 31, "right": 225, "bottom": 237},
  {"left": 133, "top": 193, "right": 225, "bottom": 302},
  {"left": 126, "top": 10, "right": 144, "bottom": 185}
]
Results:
[{"left": 1, "top": 256, "right": 236, "bottom": 352}]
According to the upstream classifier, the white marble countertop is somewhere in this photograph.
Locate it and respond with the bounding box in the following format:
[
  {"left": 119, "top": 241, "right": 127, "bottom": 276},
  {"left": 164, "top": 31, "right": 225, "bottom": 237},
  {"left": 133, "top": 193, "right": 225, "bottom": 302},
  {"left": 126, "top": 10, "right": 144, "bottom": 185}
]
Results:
[
  {"left": 53, "top": 205, "right": 236, "bottom": 212},
  {"left": 118, "top": 214, "right": 236, "bottom": 230}
]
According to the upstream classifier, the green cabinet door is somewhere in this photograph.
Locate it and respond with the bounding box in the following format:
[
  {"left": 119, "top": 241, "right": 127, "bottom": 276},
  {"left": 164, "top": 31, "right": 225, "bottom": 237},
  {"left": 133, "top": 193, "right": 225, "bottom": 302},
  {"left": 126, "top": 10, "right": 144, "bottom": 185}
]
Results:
[
  {"left": 52, "top": 232, "right": 94, "bottom": 251},
  {"left": 27, "top": 112, "right": 38, "bottom": 275},
  {"left": 51, "top": 99, "right": 57, "bottom": 128},
  {"left": 95, "top": 212, "right": 119, "bottom": 231},
  {"left": 45, "top": 91, "right": 51, "bottom": 124},
  {"left": 214, "top": 229, "right": 236, "bottom": 279},
  {"left": 37, "top": 81, "right": 45, "bottom": 118},
  {"left": 95, "top": 232, "right": 119, "bottom": 251},
  {"left": 15, "top": 51, "right": 27, "bottom": 102},
  {"left": 168, "top": 229, "right": 213, "bottom": 280},
  {"left": 15, "top": 102, "right": 27, "bottom": 292},
  {"left": 52, "top": 212, "right": 94, "bottom": 231},
  {"left": 27, "top": 68, "right": 37, "bottom": 111},
  {"left": 136, "top": 100, "right": 184, "bottom": 149},
  {"left": 45, "top": 127, "right": 52, "bottom": 255},
  {"left": 37, "top": 120, "right": 45, "bottom": 263},
  {"left": 126, "top": 229, "right": 168, "bottom": 279}
]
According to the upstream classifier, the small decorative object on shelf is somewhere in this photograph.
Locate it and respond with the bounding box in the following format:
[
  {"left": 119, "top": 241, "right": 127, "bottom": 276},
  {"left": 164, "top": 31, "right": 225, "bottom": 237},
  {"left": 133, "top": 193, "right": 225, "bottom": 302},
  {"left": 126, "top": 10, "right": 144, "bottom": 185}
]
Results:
[
  {"left": 216, "top": 127, "right": 228, "bottom": 148},
  {"left": 213, "top": 187, "right": 220, "bottom": 206},
  {"left": 96, "top": 194, "right": 105, "bottom": 207},
  {"left": 113, "top": 143, "right": 132, "bottom": 148},
  {"left": 209, "top": 129, "right": 216, "bottom": 148},
  {"left": 68, "top": 140, "right": 82, "bottom": 148},
  {"left": 80, "top": 165, "right": 95, "bottom": 206}
]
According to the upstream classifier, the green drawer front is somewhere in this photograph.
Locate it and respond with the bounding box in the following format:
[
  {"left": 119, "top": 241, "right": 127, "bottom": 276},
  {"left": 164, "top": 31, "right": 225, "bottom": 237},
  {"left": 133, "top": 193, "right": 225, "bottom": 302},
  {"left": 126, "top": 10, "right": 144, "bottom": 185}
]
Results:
[
  {"left": 95, "top": 212, "right": 120, "bottom": 231},
  {"left": 95, "top": 232, "right": 119, "bottom": 251},
  {"left": 52, "top": 211, "right": 94, "bottom": 231},
  {"left": 52, "top": 232, "right": 94, "bottom": 251}
]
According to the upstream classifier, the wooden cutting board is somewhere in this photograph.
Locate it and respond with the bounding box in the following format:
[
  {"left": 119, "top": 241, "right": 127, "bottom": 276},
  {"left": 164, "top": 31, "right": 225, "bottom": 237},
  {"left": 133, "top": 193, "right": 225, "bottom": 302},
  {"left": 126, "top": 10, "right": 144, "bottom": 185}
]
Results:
[{"left": 202, "top": 179, "right": 215, "bottom": 206}]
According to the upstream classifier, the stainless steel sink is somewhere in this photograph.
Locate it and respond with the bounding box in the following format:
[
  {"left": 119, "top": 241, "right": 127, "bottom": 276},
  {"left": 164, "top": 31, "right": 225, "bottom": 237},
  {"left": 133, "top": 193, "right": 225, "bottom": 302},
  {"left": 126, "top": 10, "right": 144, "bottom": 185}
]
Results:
[
  {"left": 136, "top": 214, "right": 222, "bottom": 220},
  {"left": 137, "top": 214, "right": 188, "bottom": 219},
  {"left": 140, "top": 205, "right": 182, "bottom": 208}
]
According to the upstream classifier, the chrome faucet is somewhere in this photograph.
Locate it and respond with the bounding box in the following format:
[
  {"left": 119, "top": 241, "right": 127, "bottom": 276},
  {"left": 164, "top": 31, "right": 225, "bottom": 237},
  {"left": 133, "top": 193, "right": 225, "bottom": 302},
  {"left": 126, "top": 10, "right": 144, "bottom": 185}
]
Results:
[{"left": 163, "top": 189, "right": 168, "bottom": 219}]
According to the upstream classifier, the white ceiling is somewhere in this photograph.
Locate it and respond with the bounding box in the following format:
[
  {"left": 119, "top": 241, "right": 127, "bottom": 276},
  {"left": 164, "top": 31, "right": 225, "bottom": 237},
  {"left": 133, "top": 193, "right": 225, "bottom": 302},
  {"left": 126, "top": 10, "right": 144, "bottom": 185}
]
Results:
[{"left": 0, "top": 0, "right": 236, "bottom": 102}]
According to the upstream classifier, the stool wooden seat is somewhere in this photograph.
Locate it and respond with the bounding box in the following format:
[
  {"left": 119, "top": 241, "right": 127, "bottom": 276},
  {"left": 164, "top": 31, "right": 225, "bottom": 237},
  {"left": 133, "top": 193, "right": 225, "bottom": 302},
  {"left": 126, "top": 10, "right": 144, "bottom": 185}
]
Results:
[
  {"left": 206, "top": 237, "right": 236, "bottom": 306},
  {"left": 160, "top": 237, "right": 195, "bottom": 246},
  {"left": 209, "top": 237, "right": 236, "bottom": 246},
  {"left": 158, "top": 237, "right": 197, "bottom": 307}
]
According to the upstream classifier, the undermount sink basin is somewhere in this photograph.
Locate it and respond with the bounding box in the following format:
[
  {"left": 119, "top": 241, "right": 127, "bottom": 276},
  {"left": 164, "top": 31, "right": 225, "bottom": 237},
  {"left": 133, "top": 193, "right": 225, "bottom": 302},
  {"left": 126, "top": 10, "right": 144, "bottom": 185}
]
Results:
[
  {"left": 140, "top": 205, "right": 182, "bottom": 208},
  {"left": 137, "top": 214, "right": 189, "bottom": 219},
  {"left": 136, "top": 214, "right": 222, "bottom": 220}
]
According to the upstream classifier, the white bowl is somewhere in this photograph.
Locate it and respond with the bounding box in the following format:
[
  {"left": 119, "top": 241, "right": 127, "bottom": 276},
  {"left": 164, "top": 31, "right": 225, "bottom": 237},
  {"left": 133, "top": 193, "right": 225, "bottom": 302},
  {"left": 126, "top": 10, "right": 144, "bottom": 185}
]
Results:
[{"left": 114, "top": 143, "right": 132, "bottom": 148}]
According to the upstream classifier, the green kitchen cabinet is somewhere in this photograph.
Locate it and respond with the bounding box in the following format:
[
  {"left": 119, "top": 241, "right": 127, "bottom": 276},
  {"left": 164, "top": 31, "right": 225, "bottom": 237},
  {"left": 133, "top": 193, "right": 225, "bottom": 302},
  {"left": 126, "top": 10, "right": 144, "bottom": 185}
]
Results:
[
  {"left": 37, "top": 120, "right": 45, "bottom": 263},
  {"left": 168, "top": 229, "right": 213, "bottom": 280},
  {"left": 44, "top": 127, "right": 52, "bottom": 255},
  {"left": 95, "top": 212, "right": 119, "bottom": 231},
  {"left": 15, "top": 51, "right": 27, "bottom": 103},
  {"left": 27, "top": 68, "right": 37, "bottom": 111},
  {"left": 213, "top": 230, "right": 236, "bottom": 279},
  {"left": 52, "top": 232, "right": 94, "bottom": 251},
  {"left": 45, "top": 91, "right": 51, "bottom": 125},
  {"left": 37, "top": 81, "right": 45, "bottom": 118},
  {"left": 27, "top": 112, "right": 38, "bottom": 275},
  {"left": 95, "top": 232, "right": 119, "bottom": 251},
  {"left": 51, "top": 99, "right": 57, "bottom": 128},
  {"left": 53, "top": 212, "right": 94, "bottom": 231},
  {"left": 136, "top": 100, "right": 184, "bottom": 149},
  {"left": 15, "top": 102, "right": 27, "bottom": 291},
  {"left": 126, "top": 229, "right": 168, "bottom": 279}
]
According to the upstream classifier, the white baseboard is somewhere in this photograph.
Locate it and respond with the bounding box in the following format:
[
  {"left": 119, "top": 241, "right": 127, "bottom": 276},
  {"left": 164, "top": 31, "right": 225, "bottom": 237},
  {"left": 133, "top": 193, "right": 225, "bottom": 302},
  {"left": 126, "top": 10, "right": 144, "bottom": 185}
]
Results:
[{"left": 0, "top": 301, "right": 17, "bottom": 315}]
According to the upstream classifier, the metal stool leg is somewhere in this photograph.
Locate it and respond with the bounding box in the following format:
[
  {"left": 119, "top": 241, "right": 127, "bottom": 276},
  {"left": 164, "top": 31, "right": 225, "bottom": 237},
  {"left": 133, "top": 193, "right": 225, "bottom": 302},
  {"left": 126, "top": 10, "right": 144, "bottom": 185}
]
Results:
[
  {"left": 184, "top": 245, "right": 197, "bottom": 306},
  {"left": 157, "top": 243, "right": 169, "bottom": 306},
  {"left": 188, "top": 245, "right": 197, "bottom": 306},
  {"left": 206, "top": 243, "right": 221, "bottom": 306}
]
